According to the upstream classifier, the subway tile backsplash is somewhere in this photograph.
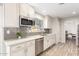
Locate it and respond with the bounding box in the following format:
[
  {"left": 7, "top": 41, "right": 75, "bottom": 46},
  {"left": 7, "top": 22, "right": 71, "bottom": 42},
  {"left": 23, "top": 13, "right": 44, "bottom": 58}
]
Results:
[
  {"left": 4, "top": 27, "right": 19, "bottom": 40},
  {"left": 4, "top": 27, "right": 43, "bottom": 40}
]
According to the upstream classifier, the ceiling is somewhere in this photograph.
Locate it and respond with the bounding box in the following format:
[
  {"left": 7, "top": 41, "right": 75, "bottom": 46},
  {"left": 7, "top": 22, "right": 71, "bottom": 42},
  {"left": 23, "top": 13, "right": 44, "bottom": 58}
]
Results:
[{"left": 29, "top": 3, "right": 79, "bottom": 18}]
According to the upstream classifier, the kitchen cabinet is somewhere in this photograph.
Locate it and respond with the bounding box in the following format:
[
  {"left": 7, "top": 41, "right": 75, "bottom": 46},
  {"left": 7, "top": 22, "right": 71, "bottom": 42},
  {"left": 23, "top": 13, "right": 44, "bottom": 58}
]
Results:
[
  {"left": 48, "top": 34, "right": 56, "bottom": 46},
  {"left": 25, "top": 40, "right": 35, "bottom": 56},
  {"left": 43, "top": 16, "right": 53, "bottom": 28},
  {"left": 44, "top": 35, "right": 49, "bottom": 50},
  {"left": 10, "top": 43, "right": 25, "bottom": 56},
  {"left": 7, "top": 40, "right": 35, "bottom": 56},
  {"left": 34, "top": 19, "right": 43, "bottom": 31},
  {"left": 32, "top": 13, "right": 44, "bottom": 32},
  {"left": 5, "top": 35, "right": 44, "bottom": 56},
  {"left": 20, "top": 4, "right": 35, "bottom": 18},
  {"left": 44, "top": 34, "right": 56, "bottom": 50},
  {"left": 4, "top": 3, "right": 19, "bottom": 27},
  {"left": 35, "top": 13, "right": 44, "bottom": 29},
  {"left": 35, "top": 13, "right": 44, "bottom": 20}
]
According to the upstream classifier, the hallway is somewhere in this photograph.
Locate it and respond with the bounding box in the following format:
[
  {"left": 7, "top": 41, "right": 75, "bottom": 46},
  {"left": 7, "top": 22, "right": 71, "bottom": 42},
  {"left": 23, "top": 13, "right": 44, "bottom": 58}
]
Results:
[{"left": 40, "top": 39, "right": 79, "bottom": 56}]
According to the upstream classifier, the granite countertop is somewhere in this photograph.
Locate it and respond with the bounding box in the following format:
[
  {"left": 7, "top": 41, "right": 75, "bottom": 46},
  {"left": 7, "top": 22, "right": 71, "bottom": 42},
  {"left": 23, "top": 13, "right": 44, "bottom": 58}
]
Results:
[{"left": 5, "top": 35, "right": 44, "bottom": 45}]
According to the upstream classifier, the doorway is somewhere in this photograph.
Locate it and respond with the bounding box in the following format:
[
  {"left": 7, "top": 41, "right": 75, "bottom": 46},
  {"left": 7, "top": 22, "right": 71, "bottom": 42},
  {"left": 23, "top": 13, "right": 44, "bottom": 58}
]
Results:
[{"left": 65, "top": 30, "right": 76, "bottom": 45}]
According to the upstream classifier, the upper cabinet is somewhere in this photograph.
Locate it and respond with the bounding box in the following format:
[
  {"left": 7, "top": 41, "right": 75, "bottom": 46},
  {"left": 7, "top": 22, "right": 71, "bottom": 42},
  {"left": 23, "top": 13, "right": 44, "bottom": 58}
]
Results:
[
  {"left": 4, "top": 3, "right": 19, "bottom": 27},
  {"left": 35, "top": 13, "right": 44, "bottom": 20},
  {"left": 43, "top": 16, "right": 48, "bottom": 28},
  {"left": 20, "top": 4, "right": 35, "bottom": 18},
  {"left": 0, "top": 4, "right": 4, "bottom": 27},
  {"left": 43, "top": 15, "right": 53, "bottom": 28},
  {"left": 34, "top": 13, "right": 44, "bottom": 31}
]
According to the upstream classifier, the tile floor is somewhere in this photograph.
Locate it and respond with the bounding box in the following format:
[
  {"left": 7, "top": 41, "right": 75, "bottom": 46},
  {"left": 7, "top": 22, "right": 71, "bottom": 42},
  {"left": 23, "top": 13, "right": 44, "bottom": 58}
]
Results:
[{"left": 40, "top": 39, "right": 79, "bottom": 56}]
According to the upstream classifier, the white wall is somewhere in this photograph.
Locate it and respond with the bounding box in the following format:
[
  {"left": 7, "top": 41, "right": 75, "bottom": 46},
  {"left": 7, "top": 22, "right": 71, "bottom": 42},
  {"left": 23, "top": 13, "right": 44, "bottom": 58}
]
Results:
[
  {"left": 0, "top": 4, "right": 5, "bottom": 56},
  {"left": 60, "top": 16, "right": 79, "bottom": 44},
  {"left": 63, "top": 17, "right": 79, "bottom": 34}
]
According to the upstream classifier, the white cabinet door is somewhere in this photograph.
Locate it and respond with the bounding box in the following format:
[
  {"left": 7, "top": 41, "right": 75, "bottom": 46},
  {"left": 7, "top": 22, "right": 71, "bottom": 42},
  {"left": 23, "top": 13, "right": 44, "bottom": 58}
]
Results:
[
  {"left": 52, "top": 34, "right": 56, "bottom": 44},
  {"left": 48, "top": 34, "right": 56, "bottom": 47},
  {"left": 11, "top": 50, "right": 25, "bottom": 56},
  {"left": 48, "top": 34, "right": 53, "bottom": 46},
  {"left": 8, "top": 40, "right": 35, "bottom": 56},
  {"left": 10, "top": 43, "right": 25, "bottom": 56},
  {"left": 44, "top": 35, "right": 49, "bottom": 50},
  {"left": 4, "top": 3, "right": 19, "bottom": 27},
  {"left": 43, "top": 17, "right": 48, "bottom": 28},
  {"left": 28, "top": 6, "right": 35, "bottom": 18},
  {"left": 25, "top": 40, "right": 35, "bottom": 56},
  {"left": 43, "top": 16, "right": 53, "bottom": 28},
  {"left": 20, "top": 4, "right": 35, "bottom": 18},
  {"left": 44, "top": 34, "right": 51, "bottom": 50},
  {"left": 20, "top": 4, "right": 29, "bottom": 17},
  {"left": 44, "top": 34, "right": 56, "bottom": 50},
  {"left": 43, "top": 16, "right": 49, "bottom": 28}
]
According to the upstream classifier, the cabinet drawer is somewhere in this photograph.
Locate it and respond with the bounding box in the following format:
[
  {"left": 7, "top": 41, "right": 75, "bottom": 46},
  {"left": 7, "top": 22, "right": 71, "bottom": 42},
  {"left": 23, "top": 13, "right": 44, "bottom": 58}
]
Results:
[
  {"left": 11, "top": 49, "right": 25, "bottom": 56},
  {"left": 10, "top": 43, "right": 25, "bottom": 53},
  {"left": 26, "top": 40, "right": 35, "bottom": 47}
]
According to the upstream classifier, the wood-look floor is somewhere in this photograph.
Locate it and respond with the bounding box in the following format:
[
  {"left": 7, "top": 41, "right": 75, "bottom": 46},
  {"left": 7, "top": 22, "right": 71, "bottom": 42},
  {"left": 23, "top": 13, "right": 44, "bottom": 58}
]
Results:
[{"left": 40, "top": 39, "right": 79, "bottom": 56}]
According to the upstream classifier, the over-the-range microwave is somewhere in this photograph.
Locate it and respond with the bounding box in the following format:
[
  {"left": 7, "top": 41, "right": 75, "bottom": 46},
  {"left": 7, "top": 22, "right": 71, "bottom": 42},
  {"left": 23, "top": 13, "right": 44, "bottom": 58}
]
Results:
[{"left": 19, "top": 17, "right": 35, "bottom": 26}]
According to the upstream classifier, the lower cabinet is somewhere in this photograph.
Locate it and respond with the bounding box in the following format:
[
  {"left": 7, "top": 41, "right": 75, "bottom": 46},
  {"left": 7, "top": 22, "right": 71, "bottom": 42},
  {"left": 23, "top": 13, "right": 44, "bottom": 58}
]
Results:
[
  {"left": 25, "top": 40, "right": 35, "bottom": 56},
  {"left": 6, "top": 34, "right": 55, "bottom": 56},
  {"left": 10, "top": 43, "right": 25, "bottom": 56},
  {"left": 44, "top": 36, "right": 49, "bottom": 50},
  {"left": 11, "top": 49, "right": 25, "bottom": 56},
  {"left": 10, "top": 40, "right": 35, "bottom": 56},
  {"left": 44, "top": 34, "right": 56, "bottom": 50}
]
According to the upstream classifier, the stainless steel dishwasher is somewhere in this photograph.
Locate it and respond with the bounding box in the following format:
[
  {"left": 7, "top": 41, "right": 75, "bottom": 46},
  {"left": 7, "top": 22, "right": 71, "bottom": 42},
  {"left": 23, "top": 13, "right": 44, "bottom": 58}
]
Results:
[{"left": 35, "top": 38, "right": 44, "bottom": 55}]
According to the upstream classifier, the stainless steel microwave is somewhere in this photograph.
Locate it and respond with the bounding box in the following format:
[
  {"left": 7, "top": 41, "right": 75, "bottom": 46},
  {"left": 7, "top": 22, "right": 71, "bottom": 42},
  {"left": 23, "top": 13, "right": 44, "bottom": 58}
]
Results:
[{"left": 19, "top": 17, "right": 35, "bottom": 26}]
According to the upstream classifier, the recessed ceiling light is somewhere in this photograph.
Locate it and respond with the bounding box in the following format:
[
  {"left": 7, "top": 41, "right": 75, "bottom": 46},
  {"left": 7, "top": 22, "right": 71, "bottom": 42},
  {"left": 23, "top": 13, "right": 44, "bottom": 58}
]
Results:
[
  {"left": 72, "top": 11, "right": 76, "bottom": 15},
  {"left": 56, "top": 3, "right": 65, "bottom": 5}
]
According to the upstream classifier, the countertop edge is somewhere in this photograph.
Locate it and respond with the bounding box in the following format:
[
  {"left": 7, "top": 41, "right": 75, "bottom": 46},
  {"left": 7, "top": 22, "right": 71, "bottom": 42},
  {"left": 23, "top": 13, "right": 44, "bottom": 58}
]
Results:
[{"left": 4, "top": 35, "right": 44, "bottom": 46}]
